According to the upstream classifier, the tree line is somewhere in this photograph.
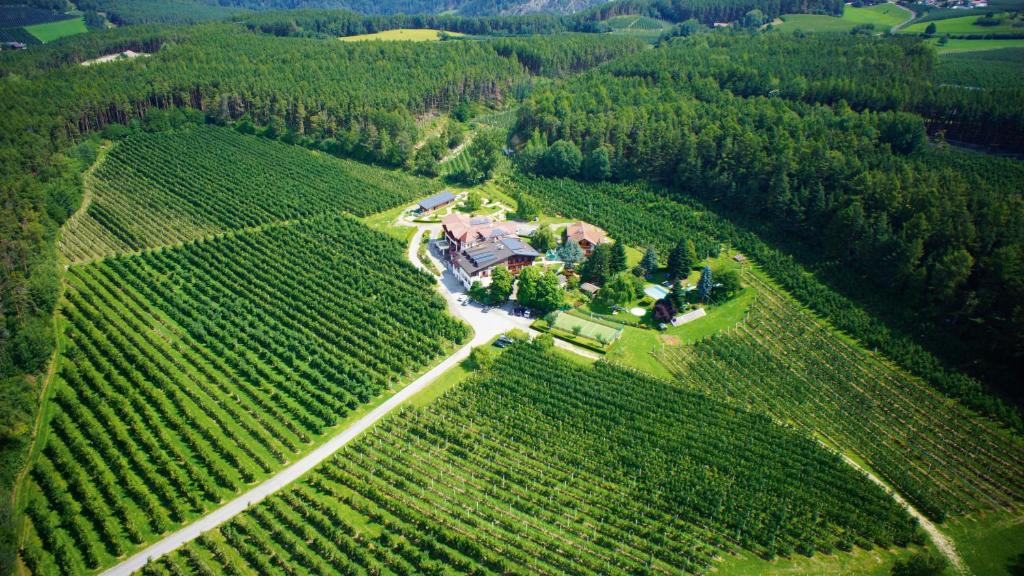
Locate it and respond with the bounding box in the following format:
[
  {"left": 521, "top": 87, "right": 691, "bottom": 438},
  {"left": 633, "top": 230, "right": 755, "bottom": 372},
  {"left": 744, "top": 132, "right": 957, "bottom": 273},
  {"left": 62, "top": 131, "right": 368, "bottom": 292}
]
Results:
[{"left": 512, "top": 34, "right": 1024, "bottom": 408}]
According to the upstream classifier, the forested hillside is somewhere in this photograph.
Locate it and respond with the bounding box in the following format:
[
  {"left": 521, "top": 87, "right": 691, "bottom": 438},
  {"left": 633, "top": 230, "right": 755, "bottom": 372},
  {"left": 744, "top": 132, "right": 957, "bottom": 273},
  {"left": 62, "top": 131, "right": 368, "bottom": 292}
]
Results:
[{"left": 513, "top": 36, "right": 1024, "bottom": 406}]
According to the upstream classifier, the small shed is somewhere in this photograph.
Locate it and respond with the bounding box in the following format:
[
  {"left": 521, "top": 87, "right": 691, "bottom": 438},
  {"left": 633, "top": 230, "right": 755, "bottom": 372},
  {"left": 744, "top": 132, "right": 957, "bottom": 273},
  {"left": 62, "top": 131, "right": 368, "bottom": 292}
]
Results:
[
  {"left": 580, "top": 282, "right": 601, "bottom": 297},
  {"left": 733, "top": 254, "right": 746, "bottom": 263},
  {"left": 417, "top": 190, "right": 456, "bottom": 214}
]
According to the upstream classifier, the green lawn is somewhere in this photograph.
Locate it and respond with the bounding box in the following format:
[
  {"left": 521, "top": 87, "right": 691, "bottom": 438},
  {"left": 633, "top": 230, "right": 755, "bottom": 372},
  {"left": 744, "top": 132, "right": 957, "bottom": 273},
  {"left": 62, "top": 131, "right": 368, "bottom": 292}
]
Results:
[
  {"left": 902, "top": 12, "right": 1024, "bottom": 35},
  {"left": 605, "top": 285, "right": 754, "bottom": 379},
  {"left": 941, "top": 511, "right": 1024, "bottom": 576},
  {"left": 775, "top": 3, "right": 912, "bottom": 33},
  {"left": 605, "top": 327, "right": 675, "bottom": 380},
  {"left": 24, "top": 16, "right": 86, "bottom": 43},
  {"left": 552, "top": 311, "right": 623, "bottom": 343},
  {"left": 340, "top": 28, "right": 466, "bottom": 41},
  {"left": 359, "top": 202, "right": 418, "bottom": 243}
]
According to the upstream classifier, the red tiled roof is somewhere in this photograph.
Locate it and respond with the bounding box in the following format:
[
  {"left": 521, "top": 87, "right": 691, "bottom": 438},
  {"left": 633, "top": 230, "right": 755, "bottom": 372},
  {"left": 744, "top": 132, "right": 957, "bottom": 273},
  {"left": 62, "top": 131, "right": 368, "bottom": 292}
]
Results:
[{"left": 566, "top": 222, "right": 607, "bottom": 246}]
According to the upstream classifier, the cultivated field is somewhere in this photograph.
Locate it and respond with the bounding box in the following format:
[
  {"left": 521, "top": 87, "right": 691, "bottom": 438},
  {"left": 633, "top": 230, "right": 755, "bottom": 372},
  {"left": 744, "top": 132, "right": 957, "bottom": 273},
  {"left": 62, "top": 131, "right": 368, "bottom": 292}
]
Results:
[
  {"left": 340, "top": 28, "right": 465, "bottom": 41},
  {"left": 607, "top": 14, "right": 671, "bottom": 40},
  {"left": 60, "top": 126, "right": 436, "bottom": 263},
  {"left": 21, "top": 216, "right": 469, "bottom": 574},
  {"left": 139, "top": 343, "right": 919, "bottom": 575},
  {"left": 657, "top": 273, "right": 1024, "bottom": 521},
  {"left": 24, "top": 16, "right": 86, "bottom": 42}
]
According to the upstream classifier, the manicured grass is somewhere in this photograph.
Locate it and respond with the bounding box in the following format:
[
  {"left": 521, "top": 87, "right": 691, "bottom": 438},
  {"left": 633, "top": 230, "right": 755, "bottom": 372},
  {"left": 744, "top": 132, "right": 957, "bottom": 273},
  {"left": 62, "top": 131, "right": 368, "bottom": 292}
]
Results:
[
  {"left": 942, "top": 511, "right": 1024, "bottom": 576},
  {"left": 718, "top": 546, "right": 923, "bottom": 575},
  {"left": 359, "top": 202, "right": 417, "bottom": 243},
  {"left": 605, "top": 327, "right": 675, "bottom": 380},
  {"left": 929, "top": 37, "right": 1024, "bottom": 52},
  {"left": 340, "top": 28, "right": 465, "bottom": 42},
  {"left": 902, "top": 12, "right": 1024, "bottom": 35},
  {"left": 24, "top": 16, "right": 86, "bottom": 43},
  {"left": 552, "top": 311, "right": 622, "bottom": 343},
  {"left": 604, "top": 287, "right": 754, "bottom": 378}
]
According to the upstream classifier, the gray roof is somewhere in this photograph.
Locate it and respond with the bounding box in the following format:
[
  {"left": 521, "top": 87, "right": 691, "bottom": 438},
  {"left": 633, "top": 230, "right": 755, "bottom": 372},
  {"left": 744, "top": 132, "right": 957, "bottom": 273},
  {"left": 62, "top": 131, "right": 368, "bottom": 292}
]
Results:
[
  {"left": 469, "top": 216, "right": 492, "bottom": 225},
  {"left": 418, "top": 190, "right": 456, "bottom": 211},
  {"left": 458, "top": 238, "right": 538, "bottom": 277},
  {"left": 500, "top": 237, "right": 540, "bottom": 258}
]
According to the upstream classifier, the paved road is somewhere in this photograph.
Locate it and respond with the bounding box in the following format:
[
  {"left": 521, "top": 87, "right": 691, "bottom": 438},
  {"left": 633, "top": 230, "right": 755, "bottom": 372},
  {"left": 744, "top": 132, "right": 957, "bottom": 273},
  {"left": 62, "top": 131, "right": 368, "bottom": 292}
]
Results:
[
  {"left": 102, "top": 212, "right": 537, "bottom": 576},
  {"left": 101, "top": 329, "right": 487, "bottom": 576}
]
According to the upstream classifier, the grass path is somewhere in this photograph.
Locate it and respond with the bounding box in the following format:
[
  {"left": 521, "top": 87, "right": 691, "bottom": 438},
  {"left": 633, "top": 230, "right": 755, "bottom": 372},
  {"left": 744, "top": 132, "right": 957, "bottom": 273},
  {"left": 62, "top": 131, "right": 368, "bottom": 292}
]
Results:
[{"left": 840, "top": 454, "right": 967, "bottom": 573}]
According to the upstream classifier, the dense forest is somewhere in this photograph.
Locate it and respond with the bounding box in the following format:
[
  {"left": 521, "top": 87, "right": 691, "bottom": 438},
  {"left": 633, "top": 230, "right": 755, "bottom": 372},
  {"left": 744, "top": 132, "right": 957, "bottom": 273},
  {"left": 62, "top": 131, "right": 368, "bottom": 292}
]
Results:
[
  {"left": 611, "top": 35, "right": 1024, "bottom": 150},
  {"left": 513, "top": 35, "right": 1024, "bottom": 405},
  {"left": 74, "top": 0, "right": 845, "bottom": 28}
]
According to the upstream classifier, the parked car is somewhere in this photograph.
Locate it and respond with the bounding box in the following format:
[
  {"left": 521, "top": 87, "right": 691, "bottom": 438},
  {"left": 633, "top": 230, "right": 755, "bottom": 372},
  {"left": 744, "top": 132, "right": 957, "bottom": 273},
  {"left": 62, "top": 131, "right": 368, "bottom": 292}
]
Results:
[{"left": 523, "top": 310, "right": 531, "bottom": 319}]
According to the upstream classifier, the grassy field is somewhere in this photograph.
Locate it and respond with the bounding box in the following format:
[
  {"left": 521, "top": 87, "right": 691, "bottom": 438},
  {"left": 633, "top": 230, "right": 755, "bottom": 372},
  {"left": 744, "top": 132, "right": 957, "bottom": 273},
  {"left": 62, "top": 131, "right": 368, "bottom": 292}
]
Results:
[
  {"left": 902, "top": 11, "right": 1024, "bottom": 34},
  {"left": 941, "top": 511, "right": 1024, "bottom": 576},
  {"left": 340, "top": 28, "right": 465, "bottom": 41},
  {"left": 929, "top": 37, "right": 1024, "bottom": 51},
  {"left": 24, "top": 16, "right": 86, "bottom": 43},
  {"left": 775, "top": 3, "right": 912, "bottom": 33},
  {"left": 605, "top": 284, "right": 754, "bottom": 378}
]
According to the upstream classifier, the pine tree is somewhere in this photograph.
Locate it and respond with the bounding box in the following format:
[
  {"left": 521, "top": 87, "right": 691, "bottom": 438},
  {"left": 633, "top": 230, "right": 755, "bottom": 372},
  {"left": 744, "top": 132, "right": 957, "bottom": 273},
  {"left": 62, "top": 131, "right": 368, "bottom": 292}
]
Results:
[
  {"left": 610, "top": 241, "right": 628, "bottom": 275},
  {"left": 557, "top": 240, "right": 585, "bottom": 270},
  {"left": 639, "top": 247, "right": 659, "bottom": 277},
  {"left": 697, "top": 266, "right": 713, "bottom": 303},
  {"left": 580, "top": 243, "right": 611, "bottom": 284},
  {"left": 670, "top": 281, "right": 686, "bottom": 309},
  {"left": 667, "top": 237, "right": 696, "bottom": 281}
]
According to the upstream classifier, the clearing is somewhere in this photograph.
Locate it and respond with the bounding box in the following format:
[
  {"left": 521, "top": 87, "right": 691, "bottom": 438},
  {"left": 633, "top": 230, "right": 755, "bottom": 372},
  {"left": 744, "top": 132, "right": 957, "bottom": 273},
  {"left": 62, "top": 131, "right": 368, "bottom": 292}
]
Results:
[
  {"left": 775, "top": 3, "right": 913, "bottom": 33},
  {"left": 340, "top": 28, "right": 465, "bottom": 41},
  {"left": 24, "top": 16, "right": 86, "bottom": 43}
]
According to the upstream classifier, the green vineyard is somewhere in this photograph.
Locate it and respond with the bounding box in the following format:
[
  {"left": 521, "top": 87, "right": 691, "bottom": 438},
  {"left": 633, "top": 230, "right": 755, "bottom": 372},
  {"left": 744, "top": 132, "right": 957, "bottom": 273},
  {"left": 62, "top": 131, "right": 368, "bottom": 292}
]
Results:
[
  {"left": 20, "top": 216, "right": 469, "bottom": 574},
  {"left": 606, "top": 15, "right": 672, "bottom": 31},
  {"left": 511, "top": 174, "right": 1024, "bottom": 520},
  {"left": 61, "top": 126, "right": 438, "bottom": 263},
  {"left": 139, "top": 343, "right": 918, "bottom": 576},
  {"left": 657, "top": 273, "right": 1024, "bottom": 521}
]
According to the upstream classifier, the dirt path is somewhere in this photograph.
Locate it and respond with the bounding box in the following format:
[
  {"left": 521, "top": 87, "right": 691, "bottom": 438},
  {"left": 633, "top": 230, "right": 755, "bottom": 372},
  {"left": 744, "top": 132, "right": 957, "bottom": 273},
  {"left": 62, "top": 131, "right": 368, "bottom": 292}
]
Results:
[{"left": 841, "top": 455, "right": 967, "bottom": 573}]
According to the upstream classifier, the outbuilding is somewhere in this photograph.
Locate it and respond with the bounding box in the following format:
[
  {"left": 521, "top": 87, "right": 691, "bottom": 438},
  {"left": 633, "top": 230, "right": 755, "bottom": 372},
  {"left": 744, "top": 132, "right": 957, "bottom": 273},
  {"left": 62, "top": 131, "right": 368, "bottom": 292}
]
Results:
[{"left": 417, "top": 190, "right": 456, "bottom": 214}]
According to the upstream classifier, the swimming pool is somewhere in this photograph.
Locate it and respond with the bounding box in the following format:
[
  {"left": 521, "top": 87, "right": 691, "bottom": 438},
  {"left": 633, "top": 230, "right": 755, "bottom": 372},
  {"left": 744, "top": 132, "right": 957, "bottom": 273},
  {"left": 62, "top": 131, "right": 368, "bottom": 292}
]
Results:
[{"left": 644, "top": 284, "right": 669, "bottom": 300}]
